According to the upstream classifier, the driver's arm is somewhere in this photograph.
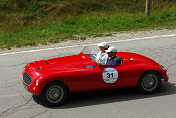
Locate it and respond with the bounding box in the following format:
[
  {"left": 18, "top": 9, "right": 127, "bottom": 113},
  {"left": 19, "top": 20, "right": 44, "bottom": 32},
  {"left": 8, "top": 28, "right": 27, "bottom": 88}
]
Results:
[{"left": 116, "top": 57, "right": 123, "bottom": 64}]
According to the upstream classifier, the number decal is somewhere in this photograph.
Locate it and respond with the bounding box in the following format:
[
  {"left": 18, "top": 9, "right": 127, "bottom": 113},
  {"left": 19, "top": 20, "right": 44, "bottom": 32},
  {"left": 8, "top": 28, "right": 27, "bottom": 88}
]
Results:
[
  {"left": 103, "top": 68, "right": 118, "bottom": 83},
  {"left": 107, "top": 73, "right": 110, "bottom": 78},
  {"left": 111, "top": 73, "right": 114, "bottom": 77},
  {"left": 107, "top": 73, "right": 114, "bottom": 78}
]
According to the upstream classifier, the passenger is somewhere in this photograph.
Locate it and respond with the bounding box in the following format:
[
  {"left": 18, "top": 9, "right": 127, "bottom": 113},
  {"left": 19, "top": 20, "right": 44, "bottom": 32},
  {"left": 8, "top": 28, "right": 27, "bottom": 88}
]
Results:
[
  {"left": 105, "top": 46, "right": 122, "bottom": 65},
  {"left": 96, "top": 42, "right": 109, "bottom": 65}
]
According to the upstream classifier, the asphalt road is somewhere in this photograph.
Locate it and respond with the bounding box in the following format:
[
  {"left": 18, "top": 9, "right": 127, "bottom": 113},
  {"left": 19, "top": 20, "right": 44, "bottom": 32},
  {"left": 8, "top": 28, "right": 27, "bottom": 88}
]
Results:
[{"left": 0, "top": 30, "right": 176, "bottom": 118}]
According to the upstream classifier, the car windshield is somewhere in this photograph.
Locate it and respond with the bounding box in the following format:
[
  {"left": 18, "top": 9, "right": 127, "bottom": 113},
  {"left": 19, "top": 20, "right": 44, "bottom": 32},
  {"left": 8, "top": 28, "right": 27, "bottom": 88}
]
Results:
[{"left": 82, "top": 46, "right": 99, "bottom": 62}]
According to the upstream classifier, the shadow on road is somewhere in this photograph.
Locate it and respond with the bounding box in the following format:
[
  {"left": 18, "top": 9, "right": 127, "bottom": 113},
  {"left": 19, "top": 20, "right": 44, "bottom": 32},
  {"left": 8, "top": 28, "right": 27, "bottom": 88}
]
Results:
[{"left": 33, "top": 82, "right": 176, "bottom": 109}]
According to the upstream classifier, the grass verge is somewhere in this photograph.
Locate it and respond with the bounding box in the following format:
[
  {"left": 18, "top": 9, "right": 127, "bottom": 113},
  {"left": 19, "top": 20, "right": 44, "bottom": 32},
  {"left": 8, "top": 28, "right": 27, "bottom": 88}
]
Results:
[{"left": 0, "top": 7, "right": 176, "bottom": 49}]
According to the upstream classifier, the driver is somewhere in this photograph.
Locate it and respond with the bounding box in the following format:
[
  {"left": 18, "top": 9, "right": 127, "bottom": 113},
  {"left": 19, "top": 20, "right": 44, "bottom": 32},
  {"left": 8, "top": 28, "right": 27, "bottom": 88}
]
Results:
[
  {"left": 96, "top": 42, "right": 109, "bottom": 65},
  {"left": 105, "top": 46, "right": 122, "bottom": 65}
]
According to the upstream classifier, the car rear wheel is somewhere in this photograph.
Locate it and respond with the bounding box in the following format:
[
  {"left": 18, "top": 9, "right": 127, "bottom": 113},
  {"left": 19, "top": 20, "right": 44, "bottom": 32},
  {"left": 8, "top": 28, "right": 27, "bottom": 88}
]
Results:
[
  {"left": 137, "top": 71, "right": 161, "bottom": 94},
  {"left": 41, "top": 82, "right": 68, "bottom": 107}
]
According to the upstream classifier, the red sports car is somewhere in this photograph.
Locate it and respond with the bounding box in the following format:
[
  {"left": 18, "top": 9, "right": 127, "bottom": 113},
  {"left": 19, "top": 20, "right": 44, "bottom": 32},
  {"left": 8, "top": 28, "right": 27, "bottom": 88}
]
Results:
[{"left": 22, "top": 47, "right": 168, "bottom": 107}]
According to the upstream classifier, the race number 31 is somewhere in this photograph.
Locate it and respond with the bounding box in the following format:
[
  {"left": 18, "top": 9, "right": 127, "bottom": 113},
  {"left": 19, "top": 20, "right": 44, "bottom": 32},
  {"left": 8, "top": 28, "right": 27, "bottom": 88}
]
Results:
[
  {"left": 107, "top": 73, "right": 114, "bottom": 78},
  {"left": 103, "top": 68, "right": 118, "bottom": 83}
]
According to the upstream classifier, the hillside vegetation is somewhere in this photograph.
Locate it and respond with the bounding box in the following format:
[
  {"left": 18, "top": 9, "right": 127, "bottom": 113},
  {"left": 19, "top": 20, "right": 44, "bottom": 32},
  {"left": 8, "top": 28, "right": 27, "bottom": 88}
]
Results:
[{"left": 0, "top": 0, "right": 176, "bottom": 49}]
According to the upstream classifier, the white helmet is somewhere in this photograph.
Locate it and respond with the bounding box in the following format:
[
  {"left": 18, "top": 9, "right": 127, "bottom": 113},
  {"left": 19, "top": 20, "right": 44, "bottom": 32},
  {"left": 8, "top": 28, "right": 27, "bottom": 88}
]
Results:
[
  {"left": 97, "top": 42, "right": 109, "bottom": 48},
  {"left": 106, "top": 46, "right": 117, "bottom": 53}
]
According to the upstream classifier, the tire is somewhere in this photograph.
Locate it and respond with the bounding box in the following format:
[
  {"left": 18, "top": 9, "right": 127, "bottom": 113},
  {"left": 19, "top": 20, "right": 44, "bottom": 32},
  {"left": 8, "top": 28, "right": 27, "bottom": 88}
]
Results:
[
  {"left": 137, "top": 71, "right": 161, "bottom": 94},
  {"left": 41, "top": 82, "right": 68, "bottom": 107}
]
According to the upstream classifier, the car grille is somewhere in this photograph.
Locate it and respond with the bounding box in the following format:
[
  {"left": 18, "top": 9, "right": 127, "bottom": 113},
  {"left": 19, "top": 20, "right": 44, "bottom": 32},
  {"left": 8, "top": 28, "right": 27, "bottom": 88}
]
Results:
[{"left": 23, "top": 72, "right": 32, "bottom": 86}]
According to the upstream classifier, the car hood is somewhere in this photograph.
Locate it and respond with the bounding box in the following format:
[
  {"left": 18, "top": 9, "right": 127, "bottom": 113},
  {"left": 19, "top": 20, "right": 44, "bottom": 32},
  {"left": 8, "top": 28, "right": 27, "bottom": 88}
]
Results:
[{"left": 24, "top": 53, "right": 85, "bottom": 72}]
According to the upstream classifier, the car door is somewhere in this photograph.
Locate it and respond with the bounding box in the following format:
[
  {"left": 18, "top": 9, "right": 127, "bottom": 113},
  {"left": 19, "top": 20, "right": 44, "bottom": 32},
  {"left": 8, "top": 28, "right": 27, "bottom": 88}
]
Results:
[
  {"left": 69, "top": 55, "right": 104, "bottom": 92},
  {"left": 95, "top": 63, "right": 127, "bottom": 89}
]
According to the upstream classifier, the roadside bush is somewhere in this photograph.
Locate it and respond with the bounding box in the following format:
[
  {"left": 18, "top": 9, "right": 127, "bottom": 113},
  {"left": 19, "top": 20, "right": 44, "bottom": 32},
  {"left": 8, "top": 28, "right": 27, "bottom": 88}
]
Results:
[{"left": 0, "top": 0, "right": 42, "bottom": 11}]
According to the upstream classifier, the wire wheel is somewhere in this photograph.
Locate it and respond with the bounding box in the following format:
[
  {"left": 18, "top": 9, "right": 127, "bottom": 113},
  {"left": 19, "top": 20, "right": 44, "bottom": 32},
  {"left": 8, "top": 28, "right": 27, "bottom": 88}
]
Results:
[
  {"left": 41, "top": 82, "right": 68, "bottom": 107},
  {"left": 46, "top": 85, "right": 64, "bottom": 104},
  {"left": 138, "top": 71, "right": 161, "bottom": 94},
  {"left": 142, "top": 74, "right": 158, "bottom": 92}
]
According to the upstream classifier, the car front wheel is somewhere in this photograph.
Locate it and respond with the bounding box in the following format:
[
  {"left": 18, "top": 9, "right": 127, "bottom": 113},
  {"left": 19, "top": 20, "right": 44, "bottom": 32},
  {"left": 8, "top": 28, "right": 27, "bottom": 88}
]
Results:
[
  {"left": 41, "top": 82, "right": 68, "bottom": 107},
  {"left": 137, "top": 71, "right": 161, "bottom": 94}
]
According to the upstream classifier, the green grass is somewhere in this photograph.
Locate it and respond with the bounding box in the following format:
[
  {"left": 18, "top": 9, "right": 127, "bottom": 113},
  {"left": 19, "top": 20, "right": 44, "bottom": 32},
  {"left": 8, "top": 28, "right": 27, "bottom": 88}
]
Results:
[
  {"left": 0, "top": 0, "right": 176, "bottom": 31},
  {"left": 0, "top": 7, "right": 176, "bottom": 49},
  {"left": 0, "top": 0, "right": 176, "bottom": 49}
]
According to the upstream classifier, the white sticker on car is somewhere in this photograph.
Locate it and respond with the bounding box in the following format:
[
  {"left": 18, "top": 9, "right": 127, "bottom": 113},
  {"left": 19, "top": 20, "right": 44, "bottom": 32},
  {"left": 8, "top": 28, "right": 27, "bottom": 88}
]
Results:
[{"left": 103, "top": 68, "right": 118, "bottom": 83}]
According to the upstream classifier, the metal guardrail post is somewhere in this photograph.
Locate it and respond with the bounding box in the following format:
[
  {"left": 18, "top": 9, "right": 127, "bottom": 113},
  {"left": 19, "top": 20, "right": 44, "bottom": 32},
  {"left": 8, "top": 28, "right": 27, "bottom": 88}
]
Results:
[{"left": 145, "top": 0, "right": 151, "bottom": 16}]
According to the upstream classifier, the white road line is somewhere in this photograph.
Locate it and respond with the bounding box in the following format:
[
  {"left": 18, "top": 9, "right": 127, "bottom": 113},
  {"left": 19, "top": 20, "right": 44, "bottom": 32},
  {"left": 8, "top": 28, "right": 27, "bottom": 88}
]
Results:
[{"left": 0, "top": 33, "right": 176, "bottom": 56}]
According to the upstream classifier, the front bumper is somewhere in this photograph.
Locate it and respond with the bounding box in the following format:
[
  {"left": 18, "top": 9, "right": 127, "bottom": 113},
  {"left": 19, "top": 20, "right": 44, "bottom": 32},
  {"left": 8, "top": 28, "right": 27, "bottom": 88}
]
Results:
[
  {"left": 22, "top": 71, "right": 42, "bottom": 95},
  {"left": 22, "top": 81, "right": 41, "bottom": 95}
]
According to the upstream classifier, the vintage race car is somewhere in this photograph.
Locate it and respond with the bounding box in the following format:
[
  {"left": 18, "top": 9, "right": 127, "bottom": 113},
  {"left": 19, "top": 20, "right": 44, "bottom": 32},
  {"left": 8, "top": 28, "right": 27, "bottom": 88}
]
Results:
[{"left": 22, "top": 46, "right": 168, "bottom": 107}]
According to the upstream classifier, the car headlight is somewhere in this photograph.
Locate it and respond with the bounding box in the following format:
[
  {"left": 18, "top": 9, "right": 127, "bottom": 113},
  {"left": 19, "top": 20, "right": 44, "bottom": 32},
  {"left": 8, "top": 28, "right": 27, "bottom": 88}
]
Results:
[{"left": 36, "top": 79, "right": 39, "bottom": 85}]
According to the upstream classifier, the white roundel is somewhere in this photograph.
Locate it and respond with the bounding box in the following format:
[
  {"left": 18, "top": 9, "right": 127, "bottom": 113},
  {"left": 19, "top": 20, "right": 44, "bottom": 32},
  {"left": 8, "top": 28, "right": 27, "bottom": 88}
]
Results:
[{"left": 103, "top": 68, "right": 118, "bottom": 83}]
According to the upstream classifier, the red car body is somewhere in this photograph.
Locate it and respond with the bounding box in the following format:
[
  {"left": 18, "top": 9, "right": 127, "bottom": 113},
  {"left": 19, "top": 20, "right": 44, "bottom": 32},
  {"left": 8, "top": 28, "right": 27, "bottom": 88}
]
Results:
[{"left": 22, "top": 52, "right": 168, "bottom": 96}]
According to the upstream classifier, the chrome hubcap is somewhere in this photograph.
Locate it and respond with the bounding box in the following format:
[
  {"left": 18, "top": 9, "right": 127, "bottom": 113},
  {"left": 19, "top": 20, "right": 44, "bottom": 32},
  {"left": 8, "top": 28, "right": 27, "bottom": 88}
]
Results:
[
  {"left": 142, "top": 74, "right": 158, "bottom": 91},
  {"left": 46, "top": 85, "right": 64, "bottom": 104}
]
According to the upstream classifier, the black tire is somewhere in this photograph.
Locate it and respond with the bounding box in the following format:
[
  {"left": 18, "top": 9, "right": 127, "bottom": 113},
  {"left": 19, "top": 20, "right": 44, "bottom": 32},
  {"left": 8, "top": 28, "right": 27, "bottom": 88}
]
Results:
[
  {"left": 41, "top": 82, "right": 68, "bottom": 107},
  {"left": 137, "top": 71, "right": 161, "bottom": 94}
]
